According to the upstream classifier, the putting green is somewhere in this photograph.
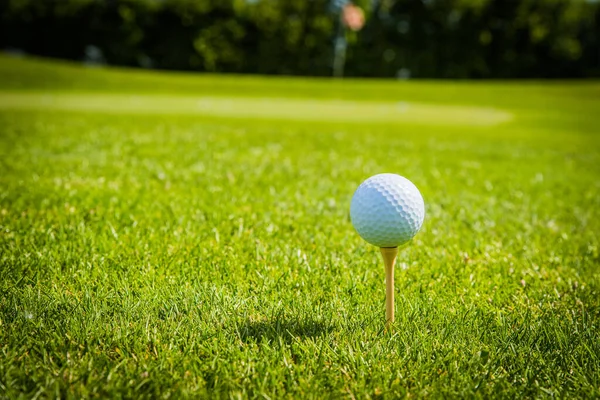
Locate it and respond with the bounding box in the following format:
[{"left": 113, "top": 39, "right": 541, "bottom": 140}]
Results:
[{"left": 0, "top": 91, "right": 512, "bottom": 126}]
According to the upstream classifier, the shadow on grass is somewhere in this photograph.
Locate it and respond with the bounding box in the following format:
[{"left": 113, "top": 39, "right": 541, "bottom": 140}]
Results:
[{"left": 237, "top": 318, "right": 332, "bottom": 343}]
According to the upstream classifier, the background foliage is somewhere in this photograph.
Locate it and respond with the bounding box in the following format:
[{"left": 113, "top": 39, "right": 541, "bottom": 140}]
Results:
[{"left": 1, "top": 0, "right": 599, "bottom": 78}]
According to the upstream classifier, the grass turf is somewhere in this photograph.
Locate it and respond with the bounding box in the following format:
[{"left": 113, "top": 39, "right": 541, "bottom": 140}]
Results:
[{"left": 0, "top": 55, "right": 599, "bottom": 398}]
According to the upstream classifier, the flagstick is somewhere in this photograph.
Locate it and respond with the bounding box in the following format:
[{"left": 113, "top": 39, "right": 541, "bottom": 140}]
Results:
[{"left": 380, "top": 247, "right": 399, "bottom": 327}]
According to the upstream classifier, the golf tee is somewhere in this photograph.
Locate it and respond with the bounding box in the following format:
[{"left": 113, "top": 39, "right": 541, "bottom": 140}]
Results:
[{"left": 380, "top": 247, "right": 399, "bottom": 326}]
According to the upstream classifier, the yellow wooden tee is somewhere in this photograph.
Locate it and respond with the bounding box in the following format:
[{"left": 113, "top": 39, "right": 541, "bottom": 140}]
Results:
[{"left": 380, "top": 247, "right": 399, "bottom": 326}]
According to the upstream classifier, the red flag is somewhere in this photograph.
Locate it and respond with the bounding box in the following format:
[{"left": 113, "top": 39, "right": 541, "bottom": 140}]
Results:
[{"left": 342, "top": 4, "right": 365, "bottom": 32}]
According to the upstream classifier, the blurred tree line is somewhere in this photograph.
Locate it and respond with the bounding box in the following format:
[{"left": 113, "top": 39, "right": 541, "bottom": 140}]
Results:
[{"left": 1, "top": 0, "right": 598, "bottom": 78}]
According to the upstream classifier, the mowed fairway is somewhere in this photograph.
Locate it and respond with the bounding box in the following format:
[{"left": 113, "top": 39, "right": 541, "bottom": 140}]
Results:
[{"left": 0, "top": 55, "right": 599, "bottom": 398}]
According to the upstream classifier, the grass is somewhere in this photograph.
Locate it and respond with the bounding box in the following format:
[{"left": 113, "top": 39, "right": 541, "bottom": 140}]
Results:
[{"left": 0, "top": 54, "right": 599, "bottom": 398}]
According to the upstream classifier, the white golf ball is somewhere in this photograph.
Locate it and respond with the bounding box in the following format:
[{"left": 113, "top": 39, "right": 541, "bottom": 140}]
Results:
[{"left": 350, "top": 173, "right": 425, "bottom": 247}]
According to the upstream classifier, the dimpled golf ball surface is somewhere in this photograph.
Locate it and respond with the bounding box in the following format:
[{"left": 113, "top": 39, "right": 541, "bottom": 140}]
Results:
[{"left": 350, "top": 174, "right": 425, "bottom": 247}]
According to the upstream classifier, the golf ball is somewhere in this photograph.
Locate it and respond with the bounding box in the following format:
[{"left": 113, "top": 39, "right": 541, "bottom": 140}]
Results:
[{"left": 350, "top": 173, "right": 425, "bottom": 247}]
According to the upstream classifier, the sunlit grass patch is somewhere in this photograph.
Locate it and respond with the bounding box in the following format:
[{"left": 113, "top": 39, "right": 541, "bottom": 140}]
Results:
[{"left": 0, "top": 92, "right": 512, "bottom": 126}]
